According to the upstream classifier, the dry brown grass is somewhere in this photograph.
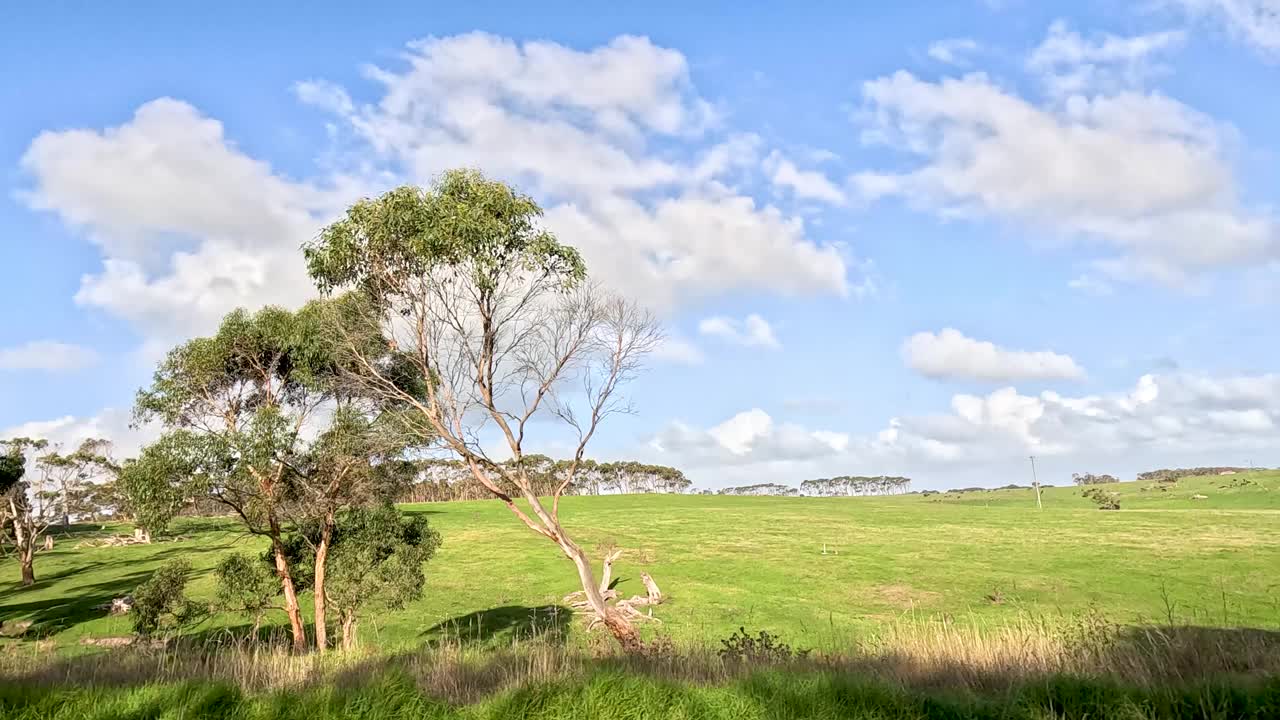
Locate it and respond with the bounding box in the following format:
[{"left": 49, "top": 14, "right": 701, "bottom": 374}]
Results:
[{"left": 3, "top": 612, "right": 1279, "bottom": 704}]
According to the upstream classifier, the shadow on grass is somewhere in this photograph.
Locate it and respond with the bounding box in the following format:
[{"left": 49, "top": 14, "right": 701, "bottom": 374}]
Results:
[
  {"left": 0, "top": 569, "right": 155, "bottom": 639},
  {"left": 420, "top": 605, "right": 572, "bottom": 647}
]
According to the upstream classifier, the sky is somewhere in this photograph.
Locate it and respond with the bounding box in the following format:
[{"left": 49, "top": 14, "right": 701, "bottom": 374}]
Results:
[{"left": 3, "top": 0, "right": 1280, "bottom": 491}]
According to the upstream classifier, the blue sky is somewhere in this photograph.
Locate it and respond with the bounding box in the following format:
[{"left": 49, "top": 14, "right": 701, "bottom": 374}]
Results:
[{"left": 4, "top": 0, "right": 1280, "bottom": 490}]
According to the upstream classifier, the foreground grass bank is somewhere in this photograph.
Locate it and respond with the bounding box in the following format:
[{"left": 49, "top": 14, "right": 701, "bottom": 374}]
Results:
[{"left": 5, "top": 670, "right": 1280, "bottom": 720}]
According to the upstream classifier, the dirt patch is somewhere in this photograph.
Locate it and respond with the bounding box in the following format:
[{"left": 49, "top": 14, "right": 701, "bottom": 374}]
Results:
[{"left": 870, "top": 584, "right": 942, "bottom": 609}]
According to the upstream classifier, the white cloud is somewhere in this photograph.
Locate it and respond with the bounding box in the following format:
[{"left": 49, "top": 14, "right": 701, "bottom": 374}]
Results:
[
  {"left": 0, "top": 341, "right": 98, "bottom": 371},
  {"left": 1166, "top": 0, "right": 1280, "bottom": 57},
  {"left": 1, "top": 408, "right": 158, "bottom": 459},
  {"left": 903, "top": 329, "right": 1085, "bottom": 383},
  {"left": 927, "top": 38, "right": 980, "bottom": 66},
  {"left": 1028, "top": 21, "right": 1185, "bottom": 95},
  {"left": 647, "top": 372, "right": 1280, "bottom": 486},
  {"left": 852, "top": 68, "right": 1279, "bottom": 284},
  {"left": 305, "top": 32, "right": 854, "bottom": 311},
  {"left": 698, "top": 314, "right": 781, "bottom": 349},
  {"left": 651, "top": 408, "right": 849, "bottom": 463},
  {"left": 19, "top": 99, "right": 337, "bottom": 340},
  {"left": 652, "top": 335, "right": 705, "bottom": 365},
  {"left": 872, "top": 372, "right": 1280, "bottom": 464},
  {"left": 763, "top": 151, "right": 846, "bottom": 204}
]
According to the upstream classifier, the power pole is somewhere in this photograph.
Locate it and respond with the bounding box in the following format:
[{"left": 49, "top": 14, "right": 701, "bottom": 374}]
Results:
[{"left": 1029, "top": 455, "right": 1042, "bottom": 510}]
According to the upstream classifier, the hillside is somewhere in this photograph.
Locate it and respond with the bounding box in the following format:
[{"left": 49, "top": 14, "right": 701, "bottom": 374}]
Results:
[{"left": 3, "top": 471, "right": 1278, "bottom": 652}]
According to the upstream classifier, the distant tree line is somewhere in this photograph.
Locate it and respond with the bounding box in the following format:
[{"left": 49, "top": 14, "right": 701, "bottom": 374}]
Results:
[
  {"left": 799, "top": 475, "right": 912, "bottom": 496},
  {"left": 710, "top": 475, "right": 913, "bottom": 497},
  {"left": 1136, "top": 467, "right": 1252, "bottom": 483},
  {"left": 1071, "top": 472, "right": 1119, "bottom": 486},
  {"left": 398, "top": 456, "right": 691, "bottom": 502},
  {"left": 717, "top": 483, "right": 799, "bottom": 496}
]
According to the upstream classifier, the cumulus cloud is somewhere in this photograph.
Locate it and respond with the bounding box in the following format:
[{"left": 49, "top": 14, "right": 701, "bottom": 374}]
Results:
[
  {"left": 763, "top": 151, "right": 846, "bottom": 204},
  {"left": 1028, "top": 21, "right": 1185, "bottom": 95},
  {"left": 650, "top": 408, "right": 849, "bottom": 463},
  {"left": 1, "top": 408, "right": 158, "bottom": 458},
  {"left": 851, "top": 64, "right": 1279, "bottom": 284},
  {"left": 698, "top": 314, "right": 780, "bottom": 349},
  {"left": 19, "top": 99, "right": 337, "bottom": 340},
  {"left": 902, "top": 329, "right": 1085, "bottom": 382},
  {"left": 302, "top": 32, "right": 854, "bottom": 311},
  {"left": 648, "top": 372, "right": 1280, "bottom": 484},
  {"left": 1165, "top": 0, "right": 1280, "bottom": 57},
  {"left": 0, "top": 341, "right": 98, "bottom": 371},
  {"left": 873, "top": 372, "right": 1280, "bottom": 464}
]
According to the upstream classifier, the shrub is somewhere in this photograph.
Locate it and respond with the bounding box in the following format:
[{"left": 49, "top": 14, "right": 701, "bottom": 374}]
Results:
[
  {"left": 1081, "top": 487, "right": 1121, "bottom": 511},
  {"left": 214, "top": 553, "right": 278, "bottom": 636},
  {"left": 132, "top": 559, "right": 203, "bottom": 638},
  {"left": 719, "top": 627, "right": 809, "bottom": 663}
]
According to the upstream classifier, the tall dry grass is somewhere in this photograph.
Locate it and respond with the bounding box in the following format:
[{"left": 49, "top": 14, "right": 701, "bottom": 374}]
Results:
[{"left": 3, "top": 611, "right": 1278, "bottom": 705}]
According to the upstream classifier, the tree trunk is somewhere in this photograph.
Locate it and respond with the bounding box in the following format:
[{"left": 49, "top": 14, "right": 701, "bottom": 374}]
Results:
[
  {"left": 270, "top": 533, "right": 308, "bottom": 653},
  {"left": 341, "top": 611, "right": 358, "bottom": 651},
  {"left": 19, "top": 543, "right": 35, "bottom": 586},
  {"left": 313, "top": 515, "right": 333, "bottom": 653},
  {"left": 563, "top": 539, "right": 640, "bottom": 650}
]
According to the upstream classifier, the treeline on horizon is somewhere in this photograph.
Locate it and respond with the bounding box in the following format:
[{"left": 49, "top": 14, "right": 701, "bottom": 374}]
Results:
[
  {"left": 397, "top": 456, "right": 692, "bottom": 501},
  {"left": 712, "top": 476, "right": 913, "bottom": 497}
]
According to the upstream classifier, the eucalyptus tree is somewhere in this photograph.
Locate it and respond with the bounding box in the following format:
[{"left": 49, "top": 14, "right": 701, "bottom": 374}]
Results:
[
  {"left": 1, "top": 437, "right": 118, "bottom": 585},
  {"left": 1, "top": 438, "right": 46, "bottom": 586},
  {"left": 131, "top": 299, "right": 420, "bottom": 652},
  {"left": 132, "top": 304, "right": 346, "bottom": 652},
  {"left": 305, "top": 169, "right": 663, "bottom": 650}
]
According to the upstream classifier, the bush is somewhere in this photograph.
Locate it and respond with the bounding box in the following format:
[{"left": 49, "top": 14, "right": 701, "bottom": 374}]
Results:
[
  {"left": 132, "top": 559, "right": 203, "bottom": 638},
  {"left": 214, "top": 553, "right": 278, "bottom": 636},
  {"left": 1081, "top": 487, "right": 1121, "bottom": 511},
  {"left": 719, "top": 627, "right": 809, "bottom": 663}
]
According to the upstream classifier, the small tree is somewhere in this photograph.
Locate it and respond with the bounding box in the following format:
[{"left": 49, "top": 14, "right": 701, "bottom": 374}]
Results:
[
  {"left": 214, "top": 553, "right": 280, "bottom": 638},
  {"left": 132, "top": 306, "right": 342, "bottom": 652},
  {"left": 132, "top": 558, "right": 203, "bottom": 639},
  {"left": 1, "top": 437, "right": 56, "bottom": 586},
  {"left": 306, "top": 171, "right": 663, "bottom": 649},
  {"left": 324, "top": 505, "right": 441, "bottom": 650}
]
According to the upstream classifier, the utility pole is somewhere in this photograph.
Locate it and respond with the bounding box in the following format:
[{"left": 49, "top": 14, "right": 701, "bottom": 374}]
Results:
[{"left": 1029, "top": 455, "right": 1042, "bottom": 510}]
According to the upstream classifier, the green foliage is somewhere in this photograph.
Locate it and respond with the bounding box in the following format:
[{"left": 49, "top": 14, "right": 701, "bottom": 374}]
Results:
[
  {"left": 305, "top": 169, "right": 585, "bottom": 298},
  {"left": 325, "top": 505, "right": 442, "bottom": 618},
  {"left": 116, "top": 431, "right": 213, "bottom": 536},
  {"left": 131, "top": 558, "right": 203, "bottom": 638},
  {"left": 718, "top": 483, "right": 798, "bottom": 496},
  {"left": 1082, "top": 487, "right": 1122, "bottom": 510},
  {"left": 0, "top": 451, "right": 24, "bottom": 496},
  {"left": 719, "top": 627, "right": 810, "bottom": 663},
  {"left": 276, "top": 505, "right": 442, "bottom": 620},
  {"left": 213, "top": 553, "right": 279, "bottom": 628},
  {"left": 1073, "top": 472, "right": 1120, "bottom": 485},
  {"left": 1137, "top": 467, "right": 1252, "bottom": 483},
  {"left": 401, "top": 457, "right": 691, "bottom": 501}
]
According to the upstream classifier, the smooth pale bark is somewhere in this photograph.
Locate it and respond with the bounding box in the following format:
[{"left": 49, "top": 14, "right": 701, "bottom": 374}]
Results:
[
  {"left": 341, "top": 611, "right": 358, "bottom": 651},
  {"left": 313, "top": 515, "right": 334, "bottom": 653},
  {"left": 270, "top": 533, "right": 308, "bottom": 653}
]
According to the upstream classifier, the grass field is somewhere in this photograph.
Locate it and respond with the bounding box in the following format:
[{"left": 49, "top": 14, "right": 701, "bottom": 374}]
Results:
[
  {"left": 3, "top": 471, "right": 1278, "bottom": 650},
  {"left": 3, "top": 472, "right": 1279, "bottom": 718}
]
